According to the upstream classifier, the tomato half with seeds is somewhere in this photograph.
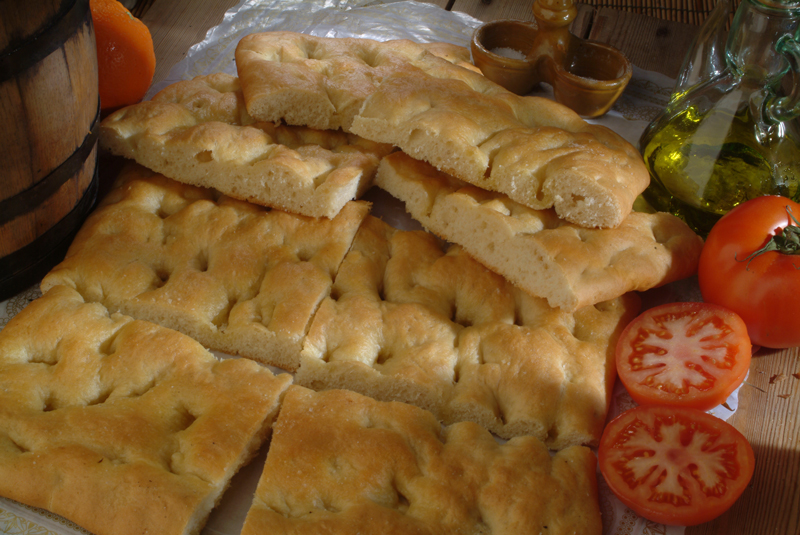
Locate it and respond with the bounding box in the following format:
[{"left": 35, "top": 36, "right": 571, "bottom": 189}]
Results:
[
  {"left": 616, "top": 302, "right": 751, "bottom": 411},
  {"left": 599, "top": 405, "right": 755, "bottom": 526}
]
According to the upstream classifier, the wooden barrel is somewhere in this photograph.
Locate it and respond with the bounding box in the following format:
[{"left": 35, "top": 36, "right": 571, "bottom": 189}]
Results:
[{"left": 0, "top": 0, "right": 100, "bottom": 301}]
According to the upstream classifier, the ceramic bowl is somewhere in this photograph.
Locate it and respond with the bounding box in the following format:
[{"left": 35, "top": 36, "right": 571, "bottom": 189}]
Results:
[
  {"left": 470, "top": 19, "right": 539, "bottom": 95},
  {"left": 470, "top": 19, "right": 632, "bottom": 117},
  {"left": 552, "top": 39, "right": 632, "bottom": 117}
]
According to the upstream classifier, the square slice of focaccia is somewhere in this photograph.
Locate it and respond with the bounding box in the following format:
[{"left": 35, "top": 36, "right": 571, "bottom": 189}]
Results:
[
  {"left": 99, "top": 73, "right": 394, "bottom": 219},
  {"left": 234, "top": 32, "right": 649, "bottom": 228},
  {"left": 241, "top": 386, "right": 603, "bottom": 535},
  {"left": 0, "top": 285, "right": 292, "bottom": 535},
  {"left": 296, "top": 215, "right": 641, "bottom": 448},
  {"left": 376, "top": 152, "right": 704, "bottom": 311},
  {"left": 41, "top": 164, "right": 371, "bottom": 372}
]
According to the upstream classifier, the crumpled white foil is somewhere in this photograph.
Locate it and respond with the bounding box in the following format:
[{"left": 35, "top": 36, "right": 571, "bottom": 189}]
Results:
[{"left": 146, "top": 0, "right": 484, "bottom": 98}]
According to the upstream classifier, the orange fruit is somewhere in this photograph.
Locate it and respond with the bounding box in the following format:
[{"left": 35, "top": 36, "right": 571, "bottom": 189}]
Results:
[{"left": 90, "top": 0, "right": 156, "bottom": 111}]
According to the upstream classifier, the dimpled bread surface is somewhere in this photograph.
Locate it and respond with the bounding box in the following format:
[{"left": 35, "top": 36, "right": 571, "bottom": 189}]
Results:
[
  {"left": 235, "top": 32, "right": 649, "bottom": 228},
  {"left": 241, "top": 386, "right": 603, "bottom": 535},
  {"left": 234, "top": 33, "right": 500, "bottom": 132},
  {"left": 376, "top": 152, "right": 704, "bottom": 311},
  {"left": 0, "top": 285, "right": 292, "bottom": 535},
  {"left": 99, "top": 72, "right": 393, "bottom": 219},
  {"left": 41, "top": 164, "right": 370, "bottom": 372},
  {"left": 297, "top": 216, "right": 641, "bottom": 448}
]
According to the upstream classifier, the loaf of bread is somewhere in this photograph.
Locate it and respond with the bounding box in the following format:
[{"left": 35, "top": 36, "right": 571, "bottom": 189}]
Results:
[
  {"left": 100, "top": 73, "right": 393, "bottom": 219},
  {"left": 297, "top": 216, "right": 641, "bottom": 448},
  {"left": 0, "top": 285, "right": 292, "bottom": 535},
  {"left": 41, "top": 163, "right": 370, "bottom": 371},
  {"left": 235, "top": 32, "right": 649, "bottom": 228},
  {"left": 242, "top": 386, "right": 603, "bottom": 535},
  {"left": 235, "top": 33, "right": 497, "bottom": 132},
  {"left": 376, "top": 152, "right": 704, "bottom": 311}
]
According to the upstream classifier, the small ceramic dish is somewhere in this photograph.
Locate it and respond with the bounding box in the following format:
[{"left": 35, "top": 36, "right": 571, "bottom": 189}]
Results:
[
  {"left": 470, "top": 19, "right": 540, "bottom": 95},
  {"left": 470, "top": 18, "right": 632, "bottom": 118},
  {"left": 553, "top": 39, "right": 632, "bottom": 117}
]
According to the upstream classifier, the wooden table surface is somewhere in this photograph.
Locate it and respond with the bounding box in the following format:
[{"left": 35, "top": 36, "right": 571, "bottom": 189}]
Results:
[{"left": 131, "top": 1, "right": 800, "bottom": 534}]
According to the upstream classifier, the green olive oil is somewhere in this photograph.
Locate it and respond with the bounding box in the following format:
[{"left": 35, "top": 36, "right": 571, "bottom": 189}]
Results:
[{"left": 641, "top": 104, "right": 800, "bottom": 237}]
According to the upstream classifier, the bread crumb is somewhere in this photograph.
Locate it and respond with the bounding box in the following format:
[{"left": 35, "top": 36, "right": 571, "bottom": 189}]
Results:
[{"left": 770, "top": 373, "right": 787, "bottom": 384}]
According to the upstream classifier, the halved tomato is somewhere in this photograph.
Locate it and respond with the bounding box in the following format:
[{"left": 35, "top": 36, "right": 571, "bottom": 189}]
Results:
[
  {"left": 616, "top": 302, "right": 751, "bottom": 411},
  {"left": 599, "top": 405, "right": 755, "bottom": 526}
]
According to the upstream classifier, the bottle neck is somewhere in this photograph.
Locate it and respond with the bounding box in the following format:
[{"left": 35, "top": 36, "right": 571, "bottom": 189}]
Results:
[
  {"left": 531, "top": 0, "right": 577, "bottom": 29},
  {"left": 727, "top": 0, "right": 800, "bottom": 84}
]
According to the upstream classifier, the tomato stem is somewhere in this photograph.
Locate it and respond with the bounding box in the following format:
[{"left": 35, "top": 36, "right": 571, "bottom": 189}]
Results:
[{"left": 738, "top": 206, "right": 800, "bottom": 269}]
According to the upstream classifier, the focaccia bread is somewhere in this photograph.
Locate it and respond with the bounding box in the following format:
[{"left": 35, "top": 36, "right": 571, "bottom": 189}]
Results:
[
  {"left": 235, "top": 33, "right": 497, "bottom": 132},
  {"left": 41, "top": 163, "right": 371, "bottom": 371},
  {"left": 376, "top": 152, "right": 704, "bottom": 311},
  {"left": 234, "top": 32, "right": 649, "bottom": 228},
  {"left": 99, "top": 72, "right": 393, "bottom": 219},
  {"left": 241, "top": 386, "right": 603, "bottom": 535},
  {"left": 419, "top": 40, "right": 482, "bottom": 73},
  {"left": 0, "top": 285, "right": 292, "bottom": 535},
  {"left": 297, "top": 216, "right": 641, "bottom": 448}
]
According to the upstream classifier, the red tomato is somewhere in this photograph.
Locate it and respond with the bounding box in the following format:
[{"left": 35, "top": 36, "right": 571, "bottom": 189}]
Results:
[
  {"left": 616, "top": 302, "right": 751, "bottom": 411},
  {"left": 598, "top": 405, "right": 755, "bottom": 526},
  {"left": 698, "top": 195, "right": 800, "bottom": 348}
]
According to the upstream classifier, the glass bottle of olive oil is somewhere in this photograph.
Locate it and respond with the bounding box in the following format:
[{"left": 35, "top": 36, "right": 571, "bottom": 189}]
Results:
[{"left": 640, "top": 0, "right": 800, "bottom": 237}]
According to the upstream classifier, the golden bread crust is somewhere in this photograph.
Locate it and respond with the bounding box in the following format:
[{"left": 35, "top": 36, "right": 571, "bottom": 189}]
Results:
[
  {"left": 41, "top": 165, "right": 637, "bottom": 447},
  {"left": 99, "top": 73, "right": 393, "bottom": 219},
  {"left": 242, "top": 386, "right": 603, "bottom": 535},
  {"left": 376, "top": 152, "right": 704, "bottom": 311},
  {"left": 0, "top": 285, "right": 291, "bottom": 535},
  {"left": 235, "top": 32, "right": 649, "bottom": 227},
  {"left": 297, "top": 216, "right": 641, "bottom": 447},
  {"left": 41, "top": 164, "right": 370, "bottom": 371},
  {"left": 419, "top": 40, "right": 482, "bottom": 73},
  {"left": 235, "top": 33, "right": 494, "bottom": 132}
]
